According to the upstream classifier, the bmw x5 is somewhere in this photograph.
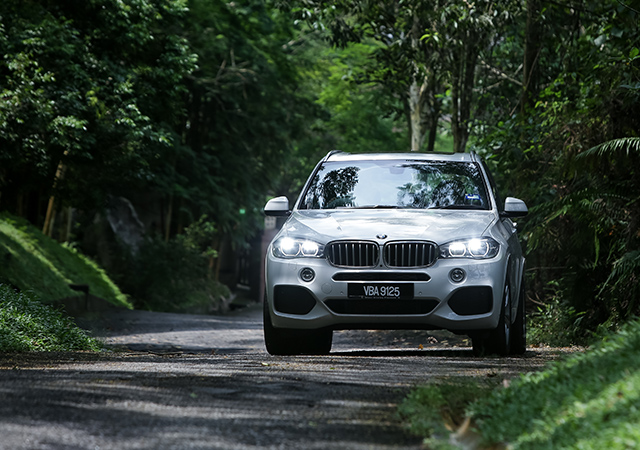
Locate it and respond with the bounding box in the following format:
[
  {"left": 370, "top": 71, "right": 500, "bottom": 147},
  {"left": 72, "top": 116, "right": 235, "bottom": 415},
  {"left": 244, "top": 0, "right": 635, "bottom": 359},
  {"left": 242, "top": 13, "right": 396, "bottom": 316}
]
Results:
[{"left": 263, "top": 151, "right": 528, "bottom": 356}]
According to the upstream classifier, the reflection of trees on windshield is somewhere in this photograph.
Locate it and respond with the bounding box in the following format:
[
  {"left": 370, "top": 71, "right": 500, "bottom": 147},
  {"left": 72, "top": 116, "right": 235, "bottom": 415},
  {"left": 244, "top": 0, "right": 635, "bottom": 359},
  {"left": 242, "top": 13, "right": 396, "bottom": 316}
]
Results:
[
  {"left": 300, "top": 161, "right": 488, "bottom": 210},
  {"left": 398, "top": 179, "right": 472, "bottom": 208},
  {"left": 302, "top": 166, "right": 360, "bottom": 209},
  {"left": 397, "top": 181, "right": 429, "bottom": 208},
  {"left": 396, "top": 163, "right": 487, "bottom": 209}
]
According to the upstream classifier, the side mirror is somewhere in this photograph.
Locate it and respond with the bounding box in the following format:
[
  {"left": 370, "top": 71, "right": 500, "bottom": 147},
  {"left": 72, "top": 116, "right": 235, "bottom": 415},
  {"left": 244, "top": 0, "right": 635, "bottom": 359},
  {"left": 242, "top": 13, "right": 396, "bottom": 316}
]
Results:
[
  {"left": 502, "top": 197, "right": 528, "bottom": 218},
  {"left": 264, "top": 196, "right": 291, "bottom": 217}
]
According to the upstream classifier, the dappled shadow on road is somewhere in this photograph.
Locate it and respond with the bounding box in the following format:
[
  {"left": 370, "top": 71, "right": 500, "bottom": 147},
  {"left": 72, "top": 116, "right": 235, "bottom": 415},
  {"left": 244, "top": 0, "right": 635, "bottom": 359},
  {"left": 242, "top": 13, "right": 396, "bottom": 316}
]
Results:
[
  {"left": 76, "top": 306, "right": 263, "bottom": 335},
  {"left": 332, "top": 348, "right": 473, "bottom": 357},
  {"left": 0, "top": 342, "right": 563, "bottom": 448},
  {"left": 75, "top": 306, "right": 556, "bottom": 362},
  {"left": 1, "top": 352, "right": 427, "bottom": 449},
  {"left": 332, "top": 348, "right": 546, "bottom": 358},
  {"left": 75, "top": 304, "right": 265, "bottom": 355},
  {"left": 2, "top": 303, "right": 579, "bottom": 449}
]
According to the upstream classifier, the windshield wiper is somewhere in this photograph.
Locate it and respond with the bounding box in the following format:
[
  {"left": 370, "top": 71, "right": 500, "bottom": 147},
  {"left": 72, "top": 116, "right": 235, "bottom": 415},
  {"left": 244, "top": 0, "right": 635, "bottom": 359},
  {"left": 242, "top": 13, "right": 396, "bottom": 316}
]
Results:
[
  {"left": 428, "top": 204, "right": 487, "bottom": 210},
  {"left": 351, "top": 205, "right": 402, "bottom": 209}
]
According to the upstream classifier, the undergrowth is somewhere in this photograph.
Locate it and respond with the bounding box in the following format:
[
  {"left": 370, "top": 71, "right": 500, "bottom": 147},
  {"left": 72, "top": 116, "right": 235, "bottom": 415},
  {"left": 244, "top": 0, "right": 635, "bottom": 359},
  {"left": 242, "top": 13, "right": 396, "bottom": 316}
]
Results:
[
  {"left": 119, "top": 236, "right": 231, "bottom": 313},
  {"left": 113, "top": 216, "right": 231, "bottom": 313},
  {"left": 398, "top": 379, "right": 499, "bottom": 449},
  {"left": 471, "top": 318, "right": 640, "bottom": 449},
  {"left": 400, "top": 318, "right": 640, "bottom": 449},
  {"left": 0, "top": 284, "right": 101, "bottom": 352}
]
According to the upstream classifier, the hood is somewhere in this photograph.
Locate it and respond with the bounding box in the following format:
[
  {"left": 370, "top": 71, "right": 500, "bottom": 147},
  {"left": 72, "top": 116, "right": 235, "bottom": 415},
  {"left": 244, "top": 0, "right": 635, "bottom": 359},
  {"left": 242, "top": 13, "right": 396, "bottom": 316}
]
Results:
[{"left": 279, "top": 209, "right": 498, "bottom": 244}]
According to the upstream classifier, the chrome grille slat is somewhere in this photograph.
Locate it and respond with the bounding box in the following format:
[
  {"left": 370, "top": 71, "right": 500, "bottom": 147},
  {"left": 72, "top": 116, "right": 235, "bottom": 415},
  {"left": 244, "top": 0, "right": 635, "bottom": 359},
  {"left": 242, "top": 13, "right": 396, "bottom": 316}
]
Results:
[
  {"left": 326, "top": 241, "right": 379, "bottom": 268},
  {"left": 384, "top": 241, "right": 437, "bottom": 268},
  {"left": 327, "top": 240, "right": 436, "bottom": 268}
]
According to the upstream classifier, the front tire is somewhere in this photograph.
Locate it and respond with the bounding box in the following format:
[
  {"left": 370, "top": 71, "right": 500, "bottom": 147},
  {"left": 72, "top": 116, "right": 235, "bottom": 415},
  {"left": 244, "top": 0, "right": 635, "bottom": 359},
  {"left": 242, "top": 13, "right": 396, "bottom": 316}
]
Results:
[
  {"left": 472, "top": 281, "right": 512, "bottom": 356},
  {"left": 263, "top": 299, "right": 332, "bottom": 355},
  {"left": 510, "top": 279, "right": 527, "bottom": 355}
]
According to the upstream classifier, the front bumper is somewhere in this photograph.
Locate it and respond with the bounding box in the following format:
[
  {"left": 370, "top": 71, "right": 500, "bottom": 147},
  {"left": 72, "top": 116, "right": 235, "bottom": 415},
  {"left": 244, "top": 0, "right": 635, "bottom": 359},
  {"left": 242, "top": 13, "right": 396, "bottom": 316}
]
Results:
[{"left": 265, "top": 251, "right": 507, "bottom": 332}]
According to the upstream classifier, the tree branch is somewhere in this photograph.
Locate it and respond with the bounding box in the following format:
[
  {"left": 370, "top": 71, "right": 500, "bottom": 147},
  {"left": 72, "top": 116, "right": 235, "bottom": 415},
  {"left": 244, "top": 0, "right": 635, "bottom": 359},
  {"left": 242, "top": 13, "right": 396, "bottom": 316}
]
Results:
[{"left": 479, "top": 59, "right": 523, "bottom": 86}]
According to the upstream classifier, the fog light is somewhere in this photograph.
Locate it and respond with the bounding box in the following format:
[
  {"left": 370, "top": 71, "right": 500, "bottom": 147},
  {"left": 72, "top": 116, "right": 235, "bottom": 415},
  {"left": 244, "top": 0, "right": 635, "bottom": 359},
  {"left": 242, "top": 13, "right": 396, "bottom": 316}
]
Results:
[
  {"left": 449, "top": 268, "right": 466, "bottom": 283},
  {"left": 300, "top": 267, "right": 316, "bottom": 282}
]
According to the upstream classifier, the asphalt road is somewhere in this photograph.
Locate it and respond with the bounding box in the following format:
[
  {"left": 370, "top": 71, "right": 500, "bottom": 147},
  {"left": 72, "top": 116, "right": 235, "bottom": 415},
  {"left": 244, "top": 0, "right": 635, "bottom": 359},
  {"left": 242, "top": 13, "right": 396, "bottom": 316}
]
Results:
[{"left": 0, "top": 302, "right": 565, "bottom": 450}]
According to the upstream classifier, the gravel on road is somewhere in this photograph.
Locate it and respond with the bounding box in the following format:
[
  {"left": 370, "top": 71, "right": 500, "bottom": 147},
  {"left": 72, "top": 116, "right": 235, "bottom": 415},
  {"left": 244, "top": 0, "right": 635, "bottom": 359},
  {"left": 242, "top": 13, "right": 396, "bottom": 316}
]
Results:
[{"left": 0, "top": 302, "right": 572, "bottom": 450}]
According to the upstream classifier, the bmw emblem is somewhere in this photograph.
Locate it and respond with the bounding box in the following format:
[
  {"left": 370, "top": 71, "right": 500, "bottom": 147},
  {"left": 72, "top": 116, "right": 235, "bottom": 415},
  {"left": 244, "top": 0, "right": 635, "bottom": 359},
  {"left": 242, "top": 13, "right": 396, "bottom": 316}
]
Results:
[{"left": 376, "top": 234, "right": 388, "bottom": 240}]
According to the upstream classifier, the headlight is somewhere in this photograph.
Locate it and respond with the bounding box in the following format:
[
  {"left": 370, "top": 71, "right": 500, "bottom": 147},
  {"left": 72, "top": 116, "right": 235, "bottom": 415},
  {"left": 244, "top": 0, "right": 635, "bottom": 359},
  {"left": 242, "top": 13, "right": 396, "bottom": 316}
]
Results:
[
  {"left": 272, "top": 237, "right": 325, "bottom": 259},
  {"left": 439, "top": 238, "right": 499, "bottom": 259}
]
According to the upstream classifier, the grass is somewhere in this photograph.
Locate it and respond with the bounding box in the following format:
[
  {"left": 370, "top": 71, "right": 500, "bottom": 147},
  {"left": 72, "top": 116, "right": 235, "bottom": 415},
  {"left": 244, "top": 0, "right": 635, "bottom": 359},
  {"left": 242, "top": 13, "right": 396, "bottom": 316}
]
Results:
[
  {"left": 0, "top": 284, "right": 101, "bottom": 352},
  {"left": 471, "top": 319, "right": 640, "bottom": 449},
  {"left": 399, "top": 319, "right": 640, "bottom": 449},
  {"left": 0, "top": 212, "right": 130, "bottom": 308},
  {"left": 398, "top": 379, "right": 499, "bottom": 449}
]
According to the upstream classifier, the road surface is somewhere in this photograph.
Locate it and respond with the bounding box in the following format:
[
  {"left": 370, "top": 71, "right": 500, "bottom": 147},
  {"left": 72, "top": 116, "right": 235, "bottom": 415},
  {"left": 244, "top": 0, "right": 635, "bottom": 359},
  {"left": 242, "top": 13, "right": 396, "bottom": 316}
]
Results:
[{"left": 0, "top": 302, "right": 567, "bottom": 449}]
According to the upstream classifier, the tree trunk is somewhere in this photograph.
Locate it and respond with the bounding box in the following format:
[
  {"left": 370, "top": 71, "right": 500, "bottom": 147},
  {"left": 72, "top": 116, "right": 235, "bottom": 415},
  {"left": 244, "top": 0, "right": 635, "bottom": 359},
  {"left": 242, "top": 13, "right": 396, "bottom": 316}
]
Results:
[
  {"left": 64, "top": 206, "right": 73, "bottom": 243},
  {"left": 521, "top": 0, "right": 542, "bottom": 114},
  {"left": 164, "top": 194, "right": 173, "bottom": 242},
  {"left": 209, "top": 236, "right": 220, "bottom": 279},
  {"left": 43, "top": 195, "right": 57, "bottom": 237},
  {"left": 409, "top": 12, "right": 424, "bottom": 152},
  {"left": 451, "top": 33, "right": 480, "bottom": 153},
  {"left": 451, "top": 51, "right": 463, "bottom": 153},
  {"left": 408, "top": 80, "right": 426, "bottom": 151},
  {"left": 426, "top": 105, "right": 439, "bottom": 153},
  {"left": 407, "top": 11, "right": 439, "bottom": 152},
  {"left": 43, "top": 156, "right": 68, "bottom": 237}
]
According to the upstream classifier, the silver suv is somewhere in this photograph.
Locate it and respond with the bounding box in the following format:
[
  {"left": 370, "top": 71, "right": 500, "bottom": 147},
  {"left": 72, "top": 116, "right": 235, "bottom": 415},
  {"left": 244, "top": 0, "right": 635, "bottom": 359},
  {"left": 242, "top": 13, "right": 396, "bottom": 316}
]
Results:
[{"left": 263, "top": 151, "right": 528, "bottom": 356}]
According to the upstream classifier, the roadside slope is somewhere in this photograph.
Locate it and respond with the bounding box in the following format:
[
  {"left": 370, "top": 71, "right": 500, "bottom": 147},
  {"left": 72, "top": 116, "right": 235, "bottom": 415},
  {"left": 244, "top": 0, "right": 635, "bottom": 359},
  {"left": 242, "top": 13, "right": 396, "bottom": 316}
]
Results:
[
  {"left": 471, "top": 319, "right": 640, "bottom": 449},
  {"left": 0, "top": 212, "right": 130, "bottom": 308}
]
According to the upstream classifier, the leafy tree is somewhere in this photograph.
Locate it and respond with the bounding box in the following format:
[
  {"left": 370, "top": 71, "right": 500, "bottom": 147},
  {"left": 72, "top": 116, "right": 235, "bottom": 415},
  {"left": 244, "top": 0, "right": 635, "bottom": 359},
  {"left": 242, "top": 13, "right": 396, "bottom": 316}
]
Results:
[
  {"left": 476, "top": 0, "right": 640, "bottom": 340},
  {"left": 0, "top": 0, "right": 195, "bottom": 222},
  {"left": 161, "top": 0, "right": 315, "bottom": 240},
  {"left": 312, "top": 41, "right": 408, "bottom": 155},
  {"left": 290, "top": 0, "right": 519, "bottom": 152}
]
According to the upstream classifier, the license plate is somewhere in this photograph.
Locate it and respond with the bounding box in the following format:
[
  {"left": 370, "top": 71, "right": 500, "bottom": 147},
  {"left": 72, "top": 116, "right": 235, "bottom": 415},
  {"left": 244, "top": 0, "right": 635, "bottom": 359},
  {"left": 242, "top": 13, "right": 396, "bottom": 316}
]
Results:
[{"left": 348, "top": 283, "right": 414, "bottom": 300}]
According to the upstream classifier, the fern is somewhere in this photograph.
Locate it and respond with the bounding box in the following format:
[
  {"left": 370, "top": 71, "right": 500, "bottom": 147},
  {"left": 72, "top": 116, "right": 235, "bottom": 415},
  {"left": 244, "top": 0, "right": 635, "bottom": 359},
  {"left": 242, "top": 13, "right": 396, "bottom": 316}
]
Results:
[
  {"left": 600, "top": 251, "right": 640, "bottom": 297},
  {"left": 579, "top": 137, "right": 640, "bottom": 159}
]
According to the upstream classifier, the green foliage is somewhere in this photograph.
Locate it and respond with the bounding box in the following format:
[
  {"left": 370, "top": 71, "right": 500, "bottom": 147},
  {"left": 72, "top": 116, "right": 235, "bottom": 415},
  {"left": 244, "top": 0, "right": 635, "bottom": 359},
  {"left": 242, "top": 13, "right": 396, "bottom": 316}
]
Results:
[
  {"left": 399, "top": 386, "right": 454, "bottom": 449},
  {"left": 398, "top": 379, "right": 498, "bottom": 449},
  {"left": 0, "top": 284, "right": 101, "bottom": 352},
  {"left": 470, "top": 318, "right": 640, "bottom": 449},
  {"left": 2, "top": 0, "right": 638, "bottom": 341},
  {"left": 292, "top": 0, "right": 520, "bottom": 152},
  {"left": 527, "top": 286, "right": 586, "bottom": 347},
  {"left": 581, "top": 137, "right": 640, "bottom": 159},
  {"left": 475, "top": 0, "right": 640, "bottom": 340},
  {"left": 1, "top": 0, "right": 323, "bottom": 309},
  {"left": 120, "top": 219, "right": 231, "bottom": 313},
  {"left": 401, "top": 321, "right": 640, "bottom": 449},
  {"left": 0, "top": 212, "right": 130, "bottom": 307},
  {"left": 0, "top": 0, "right": 196, "bottom": 211},
  {"left": 167, "top": 0, "right": 315, "bottom": 238},
  {"left": 311, "top": 41, "right": 408, "bottom": 154},
  {"left": 179, "top": 215, "right": 218, "bottom": 259},
  {"left": 269, "top": 33, "right": 413, "bottom": 199}
]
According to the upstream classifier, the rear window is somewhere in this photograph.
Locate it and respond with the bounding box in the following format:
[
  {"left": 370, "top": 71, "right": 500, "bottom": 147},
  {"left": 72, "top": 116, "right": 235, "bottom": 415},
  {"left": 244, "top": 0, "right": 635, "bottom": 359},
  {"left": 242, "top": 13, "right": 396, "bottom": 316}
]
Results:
[{"left": 298, "top": 160, "right": 490, "bottom": 210}]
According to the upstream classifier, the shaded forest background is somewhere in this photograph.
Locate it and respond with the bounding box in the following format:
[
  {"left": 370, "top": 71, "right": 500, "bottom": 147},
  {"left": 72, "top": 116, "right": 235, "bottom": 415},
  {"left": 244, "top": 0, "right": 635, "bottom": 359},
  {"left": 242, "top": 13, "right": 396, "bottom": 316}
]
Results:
[{"left": 0, "top": 0, "right": 638, "bottom": 344}]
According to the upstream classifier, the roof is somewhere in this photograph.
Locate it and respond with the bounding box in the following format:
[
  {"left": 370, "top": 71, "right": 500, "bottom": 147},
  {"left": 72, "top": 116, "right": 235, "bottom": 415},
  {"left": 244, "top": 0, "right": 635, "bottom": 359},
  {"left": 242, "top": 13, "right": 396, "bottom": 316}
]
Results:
[{"left": 323, "top": 151, "right": 478, "bottom": 163}]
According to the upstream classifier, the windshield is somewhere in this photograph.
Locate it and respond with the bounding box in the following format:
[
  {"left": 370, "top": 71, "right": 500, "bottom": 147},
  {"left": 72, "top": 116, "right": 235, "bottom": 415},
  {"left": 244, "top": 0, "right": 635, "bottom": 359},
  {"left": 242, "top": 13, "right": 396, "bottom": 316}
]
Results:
[{"left": 298, "top": 160, "right": 491, "bottom": 210}]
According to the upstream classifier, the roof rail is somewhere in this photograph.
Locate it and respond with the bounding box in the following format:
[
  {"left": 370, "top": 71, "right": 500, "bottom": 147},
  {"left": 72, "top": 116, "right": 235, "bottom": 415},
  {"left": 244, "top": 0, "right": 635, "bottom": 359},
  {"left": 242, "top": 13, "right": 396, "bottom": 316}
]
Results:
[{"left": 323, "top": 150, "right": 346, "bottom": 161}]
